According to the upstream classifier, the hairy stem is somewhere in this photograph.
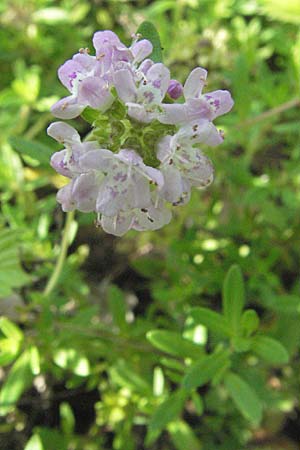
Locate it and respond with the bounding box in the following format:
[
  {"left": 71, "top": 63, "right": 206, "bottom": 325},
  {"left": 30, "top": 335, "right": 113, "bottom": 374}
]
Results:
[{"left": 43, "top": 210, "right": 75, "bottom": 297}]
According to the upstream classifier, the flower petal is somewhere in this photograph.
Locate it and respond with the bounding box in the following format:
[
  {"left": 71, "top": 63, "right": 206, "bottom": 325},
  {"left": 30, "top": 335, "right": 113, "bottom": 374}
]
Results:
[
  {"left": 57, "top": 182, "right": 76, "bottom": 212},
  {"left": 58, "top": 59, "right": 83, "bottom": 91},
  {"left": 131, "top": 39, "right": 153, "bottom": 62},
  {"left": 159, "top": 103, "right": 187, "bottom": 125},
  {"left": 51, "top": 96, "right": 84, "bottom": 119},
  {"left": 93, "top": 30, "right": 121, "bottom": 52},
  {"left": 114, "top": 69, "right": 137, "bottom": 103},
  {"left": 204, "top": 90, "right": 234, "bottom": 119},
  {"left": 77, "top": 77, "right": 114, "bottom": 111},
  {"left": 50, "top": 150, "right": 71, "bottom": 178},
  {"left": 101, "top": 211, "right": 134, "bottom": 236},
  {"left": 79, "top": 149, "right": 114, "bottom": 171},
  {"left": 72, "top": 172, "right": 103, "bottom": 212},
  {"left": 159, "top": 165, "right": 189, "bottom": 204},
  {"left": 146, "top": 63, "right": 170, "bottom": 99},
  {"left": 47, "top": 122, "right": 80, "bottom": 144},
  {"left": 133, "top": 199, "right": 172, "bottom": 231},
  {"left": 183, "top": 67, "right": 207, "bottom": 99}
]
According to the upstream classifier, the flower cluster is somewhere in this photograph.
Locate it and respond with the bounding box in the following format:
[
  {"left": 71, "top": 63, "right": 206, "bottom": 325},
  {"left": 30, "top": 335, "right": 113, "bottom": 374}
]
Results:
[{"left": 48, "top": 30, "right": 233, "bottom": 236}]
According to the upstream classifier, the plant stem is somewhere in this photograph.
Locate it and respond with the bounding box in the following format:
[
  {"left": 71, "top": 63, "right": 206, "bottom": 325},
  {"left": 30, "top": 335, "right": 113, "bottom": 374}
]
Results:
[
  {"left": 43, "top": 210, "right": 75, "bottom": 297},
  {"left": 238, "top": 97, "right": 300, "bottom": 127}
]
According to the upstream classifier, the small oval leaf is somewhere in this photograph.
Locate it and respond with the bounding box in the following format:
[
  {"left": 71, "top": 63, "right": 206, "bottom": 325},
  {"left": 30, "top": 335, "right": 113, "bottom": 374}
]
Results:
[
  {"left": 190, "top": 307, "right": 231, "bottom": 337},
  {"left": 222, "top": 265, "right": 245, "bottom": 333},
  {"left": 147, "top": 330, "right": 202, "bottom": 359},
  {"left": 183, "top": 351, "right": 230, "bottom": 390},
  {"left": 251, "top": 336, "right": 289, "bottom": 365},
  {"left": 224, "top": 372, "right": 263, "bottom": 424},
  {"left": 136, "top": 21, "right": 163, "bottom": 62}
]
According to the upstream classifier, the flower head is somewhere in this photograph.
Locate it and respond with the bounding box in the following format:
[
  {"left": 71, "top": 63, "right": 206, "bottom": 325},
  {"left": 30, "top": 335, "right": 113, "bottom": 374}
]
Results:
[{"left": 48, "top": 30, "right": 233, "bottom": 235}]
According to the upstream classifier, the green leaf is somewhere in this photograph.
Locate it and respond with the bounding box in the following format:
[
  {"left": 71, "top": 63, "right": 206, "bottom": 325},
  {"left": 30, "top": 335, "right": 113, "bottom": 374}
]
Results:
[
  {"left": 60, "top": 402, "right": 75, "bottom": 435},
  {"left": 241, "top": 309, "right": 259, "bottom": 337},
  {"left": 107, "top": 285, "right": 127, "bottom": 331},
  {"left": 9, "top": 136, "right": 53, "bottom": 166},
  {"left": 0, "top": 350, "right": 33, "bottom": 415},
  {"left": 25, "top": 434, "right": 44, "bottom": 450},
  {"left": 0, "top": 338, "right": 21, "bottom": 366},
  {"left": 110, "top": 360, "right": 151, "bottom": 395},
  {"left": 147, "top": 389, "right": 187, "bottom": 444},
  {"left": 168, "top": 420, "right": 202, "bottom": 450},
  {"left": 224, "top": 372, "right": 263, "bottom": 424},
  {"left": 251, "top": 336, "right": 289, "bottom": 365},
  {"left": 260, "top": 0, "right": 300, "bottom": 24},
  {"left": 262, "top": 294, "right": 300, "bottom": 314},
  {"left": 222, "top": 265, "right": 245, "bottom": 333},
  {"left": 0, "top": 316, "right": 23, "bottom": 341},
  {"left": 0, "top": 227, "right": 30, "bottom": 296},
  {"left": 183, "top": 351, "right": 230, "bottom": 389},
  {"left": 147, "top": 330, "right": 202, "bottom": 359},
  {"left": 189, "top": 307, "right": 231, "bottom": 337},
  {"left": 136, "top": 21, "right": 163, "bottom": 62}
]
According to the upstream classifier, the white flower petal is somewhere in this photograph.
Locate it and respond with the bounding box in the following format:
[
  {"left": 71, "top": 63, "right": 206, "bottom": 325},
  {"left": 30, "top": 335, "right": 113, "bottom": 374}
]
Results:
[{"left": 183, "top": 67, "right": 207, "bottom": 99}]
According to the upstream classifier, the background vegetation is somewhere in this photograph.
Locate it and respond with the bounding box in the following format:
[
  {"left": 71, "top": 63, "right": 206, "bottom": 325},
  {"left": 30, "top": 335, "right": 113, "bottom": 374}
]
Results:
[{"left": 1, "top": 0, "right": 300, "bottom": 448}]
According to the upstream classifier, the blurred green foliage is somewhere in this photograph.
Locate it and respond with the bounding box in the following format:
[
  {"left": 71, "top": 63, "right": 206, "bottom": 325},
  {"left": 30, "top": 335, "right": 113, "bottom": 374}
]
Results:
[{"left": 1, "top": 0, "right": 300, "bottom": 449}]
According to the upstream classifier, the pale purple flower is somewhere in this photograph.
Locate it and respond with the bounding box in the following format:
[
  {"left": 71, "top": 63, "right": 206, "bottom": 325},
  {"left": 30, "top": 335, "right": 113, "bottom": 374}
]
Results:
[
  {"left": 114, "top": 63, "right": 171, "bottom": 123},
  {"left": 160, "top": 67, "right": 234, "bottom": 125},
  {"left": 47, "top": 122, "right": 100, "bottom": 177},
  {"left": 92, "top": 30, "right": 152, "bottom": 79},
  {"left": 100, "top": 196, "right": 171, "bottom": 236},
  {"left": 79, "top": 148, "right": 163, "bottom": 216},
  {"left": 51, "top": 52, "right": 114, "bottom": 119},
  {"left": 157, "top": 134, "right": 214, "bottom": 205}
]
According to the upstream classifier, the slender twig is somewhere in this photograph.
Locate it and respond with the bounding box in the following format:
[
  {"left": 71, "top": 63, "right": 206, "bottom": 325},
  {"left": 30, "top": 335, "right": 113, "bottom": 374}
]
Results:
[
  {"left": 43, "top": 210, "right": 75, "bottom": 297},
  {"left": 237, "top": 97, "right": 300, "bottom": 128}
]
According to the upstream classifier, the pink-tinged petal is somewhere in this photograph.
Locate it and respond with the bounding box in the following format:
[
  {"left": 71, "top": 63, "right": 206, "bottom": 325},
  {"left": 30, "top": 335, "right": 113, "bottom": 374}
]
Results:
[
  {"left": 96, "top": 183, "right": 128, "bottom": 216},
  {"left": 183, "top": 67, "right": 207, "bottom": 99},
  {"left": 47, "top": 122, "right": 80, "bottom": 144},
  {"left": 177, "top": 120, "right": 223, "bottom": 147},
  {"left": 112, "top": 47, "right": 132, "bottom": 64},
  {"left": 116, "top": 149, "right": 143, "bottom": 165},
  {"left": 146, "top": 63, "right": 170, "bottom": 98},
  {"left": 204, "top": 90, "right": 234, "bottom": 119},
  {"left": 159, "top": 103, "right": 188, "bottom": 125},
  {"left": 159, "top": 165, "right": 188, "bottom": 204},
  {"left": 73, "top": 53, "right": 96, "bottom": 72},
  {"left": 129, "top": 176, "right": 151, "bottom": 208},
  {"left": 185, "top": 98, "right": 212, "bottom": 121},
  {"left": 167, "top": 79, "right": 183, "bottom": 99},
  {"left": 101, "top": 212, "right": 134, "bottom": 236},
  {"left": 157, "top": 135, "right": 173, "bottom": 162},
  {"left": 72, "top": 172, "right": 102, "bottom": 212},
  {"left": 131, "top": 39, "right": 153, "bottom": 62},
  {"left": 50, "top": 150, "right": 71, "bottom": 178},
  {"left": 114, "top": 69, "right": 137, "bottom": 103},
  {"left": 57, "top": 182, "right": 76, "bottom": 212},
  {"left": 185, "top": 151, "right": 214, "bottom": 188},
  {"left": 58, "top": 59, "right": 83, "bottom": 91},
  {"left": 79, "top": 149, "right": 114, "bottom": 171},
  {"left": 51, "top": 96, "right": 84, "bottom": 119},
  {"left": 93, "top": 30, "right": 121, "bottom": 52},
  {"left": 77, "top": 77, "right": 114, "bottom": 110},
  {"left": 139, "top": 59, "right": 154, "bottom": 75}
]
